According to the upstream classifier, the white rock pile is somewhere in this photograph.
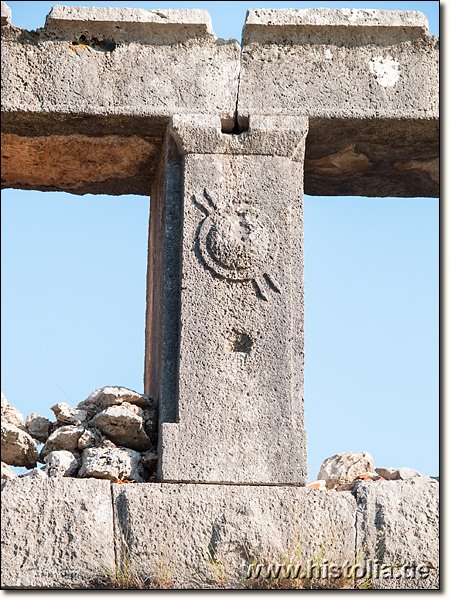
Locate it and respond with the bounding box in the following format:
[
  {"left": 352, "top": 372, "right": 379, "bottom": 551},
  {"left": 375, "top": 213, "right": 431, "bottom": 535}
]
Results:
[
  {"left": 306, "top": 451, "right": 437, "bottom": 491},
  {"left": 1, "top": 388, "right": 158, "bottom": 484}
]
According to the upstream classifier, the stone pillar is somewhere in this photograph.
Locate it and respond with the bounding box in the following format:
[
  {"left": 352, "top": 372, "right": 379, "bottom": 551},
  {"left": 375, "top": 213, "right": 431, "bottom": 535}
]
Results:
[{"left": 145, "top": 114, "right": 308, "bottom": 484}]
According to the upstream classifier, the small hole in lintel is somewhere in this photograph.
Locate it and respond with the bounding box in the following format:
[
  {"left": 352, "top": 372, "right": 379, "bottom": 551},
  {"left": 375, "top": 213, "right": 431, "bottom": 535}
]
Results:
[{"left": 221, "top": 116, "right": 249, "bottom": 135}]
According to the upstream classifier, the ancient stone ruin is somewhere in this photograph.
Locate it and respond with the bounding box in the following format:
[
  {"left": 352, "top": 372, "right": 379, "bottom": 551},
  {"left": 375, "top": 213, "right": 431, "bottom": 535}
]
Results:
[{"left": 1, "top": 2, "right": 439, "bottom": 589}]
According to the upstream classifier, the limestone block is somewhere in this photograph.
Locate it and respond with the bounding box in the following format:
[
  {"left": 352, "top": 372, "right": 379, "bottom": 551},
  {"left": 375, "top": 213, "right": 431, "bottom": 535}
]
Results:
[
  {"left": 150, "top": 114, "right": 308, "bottom": 484},
  {"left": 89, "top": 405, "right": 152, "bottom": 451},
  {"left": 44, "top": 450, "right": 80, "bottom": 477},
  {"left": 79, "top": 446, "right": 144, "bottom": 482},
  {"left": 1, "top": 1, "right": 10, "bottom": 26},
  {"left": 1, "top": 477, "right": 115, "bottom": 588},
  {"left": 355, "top": 479, "right": 439, "bottom": 589},
  {"left": 1, "top": 422, "right": 38, "bottom": 468},
  {"left": 40, "top": 425, "right": 85, "bottom": 459},
  {"left": 1, "top": 461, "right": 17, "bottom": 483},
  {"left": 25, "top": 412, "right": 52, "bottom": 442},
  {"left": 113, "top": 483, "right": 356, "bottom": 588},
  {"left": 1, "top": 391, "right": 23, "bottom": 427},
  {"left": 318, "top": 452, "right": 375, "bottom": 490},
  {"left": 238, "top": 8, "right": 439, "bottom": 198},
  {"left": 45, "top": 5, "right": 215, "bottom": 44},
  {"left": 51, "top": 402, "right": 87, "bottom": 425},
  {"left": 239, "top": 8, "right": 437, "bottom": 121}
]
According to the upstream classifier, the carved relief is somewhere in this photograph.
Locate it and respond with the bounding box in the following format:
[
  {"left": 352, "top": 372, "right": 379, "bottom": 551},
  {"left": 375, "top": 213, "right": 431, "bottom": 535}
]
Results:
[{"left": 194, "top": 188, "right": 281, "bottom": 300}]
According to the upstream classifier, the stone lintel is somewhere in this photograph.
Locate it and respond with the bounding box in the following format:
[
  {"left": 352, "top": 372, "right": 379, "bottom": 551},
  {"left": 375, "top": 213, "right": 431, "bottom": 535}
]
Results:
[
  {"left": 243, "top": 8, "right": 429, "bottom": 44},
  {"left": 170, "top": 114, "right": 308, "bottom": 161},
  {"left": 1, "top": 1, "right": 11, "bottom": 26},
  {"left": 45, "top": 5, "right": 215, "bottom": 43}
]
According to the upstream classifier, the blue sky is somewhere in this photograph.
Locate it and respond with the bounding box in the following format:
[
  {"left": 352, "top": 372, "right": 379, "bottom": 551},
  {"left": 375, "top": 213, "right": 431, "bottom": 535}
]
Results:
[{"left": 1, "top": 1, "right": 439, "bottom": 479}]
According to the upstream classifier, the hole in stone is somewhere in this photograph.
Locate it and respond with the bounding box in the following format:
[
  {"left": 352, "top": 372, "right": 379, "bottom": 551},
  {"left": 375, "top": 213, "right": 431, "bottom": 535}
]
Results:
[
  {"left": 221, "top": 117, "right": 249, "bottom": 135},
  {"left": 228, "top": 329, "right": 253, "bottom": 353}
]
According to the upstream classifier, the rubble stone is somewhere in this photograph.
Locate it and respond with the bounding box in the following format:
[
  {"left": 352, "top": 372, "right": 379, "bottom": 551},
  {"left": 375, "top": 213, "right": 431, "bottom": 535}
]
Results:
[
  {"left": 40, "top": 425, "right": 85, "bottom": 460},
  {"left": 78, "top": 446, "right": 144, "bottom": 482},
  {"left": 89, "top": 405, "right": 152, "bottom": 451},
  {"left": 1, "top": 461, "right": 17, "bottom": 484},
  {"left": 44, "top": 450, "right": 79, "bottom": 477},
  {"left": 318, "top": 452, "right": 375, "bottom": 490},
  {"left": 1, "top": 422, "right": 38, "bottom": 468},
  {"left": 375, "top": 466, "right": 431, "bottom": 481},
  {"left": 78, "top": 387, "right": 151, "bottom": 412},
  {"left": 1, "top": 392, "right": 23, "bottom": 428},
  {"left": 25, "top": 413, "right": 52, "bottom": 442},
  {"left": 51, "top": 402, "right": 87, "bottom": 425}
]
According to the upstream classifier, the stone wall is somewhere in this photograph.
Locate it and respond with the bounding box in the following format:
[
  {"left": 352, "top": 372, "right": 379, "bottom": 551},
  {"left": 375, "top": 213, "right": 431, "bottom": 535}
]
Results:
[{"left": 1, "top": 477, "right": 439, "bottom": 589}]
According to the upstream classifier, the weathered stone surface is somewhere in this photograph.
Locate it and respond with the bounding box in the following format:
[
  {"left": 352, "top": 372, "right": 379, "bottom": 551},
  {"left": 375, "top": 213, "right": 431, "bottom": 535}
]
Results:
[
  {"left": 375, "top": 466, "right": 431, "bottom": 481},
  {"left": 1, "top": 1, "right": 10, "bottom": 26},
  {"left": 44, "top": 450, "right": 80, "bottom": 477},
  {"left": 51, "top": 402, "right": 87, "bottom": 425},
  {"left": 1, "top": 13, "right": 240, "bottom": 196},
  {"left": 113, "top": 483, "right": 356, "bottom": 587},
  {"left": 77, "top": 427, "right": 96, "bottom": 450},
  {"left": 25, "top": 412, "right": 52, "bottom": 442},
  {"left": 1, "top": 477, "right": 115, "bottom": 589},
  {"left": 45, "top": 5, "right": 215, "bottom": 43},
  {"left": 1, "top": 422, "right": 38, "bottom": 468},
  {"left": 318, "top": 452, "right": 375, "bottom": 490},
  {"left": 40, "top": 425, "right": 85, "bottom": 459},
  {"left": 243, "top": 8, "right": 429, "bottom": 43},
  {"left": 355, "top": 479, "right": 439, "bottom": 589},
  {"left": 1, "top": 392, "right": 23, "bottom": 427},
  {"left": 150, "top": 114, "right": 308, "bottom": 484},
  {"left": 89, "top": 405, "right": 152, "bottom": 451},
  {"left": 238, "top": 9, "right": 439, "bottom": 198},
  {"left": 20, "top": 466, "right": 48, "bottom": 480},
  {"left": 1, "top": 461, "right": 17, "bottom": 483},
  {"left": 78, "top": 386, "right": 151, "bottom": 411},
  {"left": 79, "top": 446, "right": 144, "bottom": 482}
]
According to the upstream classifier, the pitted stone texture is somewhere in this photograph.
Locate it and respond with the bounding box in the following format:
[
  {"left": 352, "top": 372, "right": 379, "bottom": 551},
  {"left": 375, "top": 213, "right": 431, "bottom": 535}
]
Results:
[
  {"left": 1, "top": 30, "right": 240, "bottom": 172},
  {"left": 1, "top": 461, "right": 17, "bottom": 483},
  {"left": 40, "top": 425, "right": 85, "bottom": 459},
  {"left": 1, "top": 422, "right": 38, "bottom": 468},
  {"left": 89, "top": 405, "right": 152, "bottom": 451},
  {"left": 239, "top": 9, "right": 438, "bottom": 121},
  {"left": 355, "top": 479, "right": 439, "bottom": 589},
  {"left": 1, "top": 477, "right": 115, "bottom": 589},
  {"left": 243, "top": 8, "right": 429, "bottom": 44},
  {"left": 43, "top": 450, "right": 80, "bottom": 477},
  {"left": 153, "top": 115, "right": 308, "bottom": 484},
  {"left": 1, "top": 392, "right": 23, "bottom": 427},
  {"left": 112, "top": 483, "right": 356, "bottom": 588},
  {"left": 318, "top": 452, "right": 375, "bottom": 490},
  {"left": 25, "top": 412, "right": 52, "bottom": 442},
  {"left": 171, "top": 114, "right": 307, "bottom": 160},
  {"left": 238, "top": 9, "right": 438, "bottom": 198},
  {"left": 79, "top": 446, "right": 144, "bottom": 482},
  {"left": 51, "top": 402, "right": 87, "bottom": 425},
  {"left": 45, "top": 6, "right": 215, "bottom": 43}
]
